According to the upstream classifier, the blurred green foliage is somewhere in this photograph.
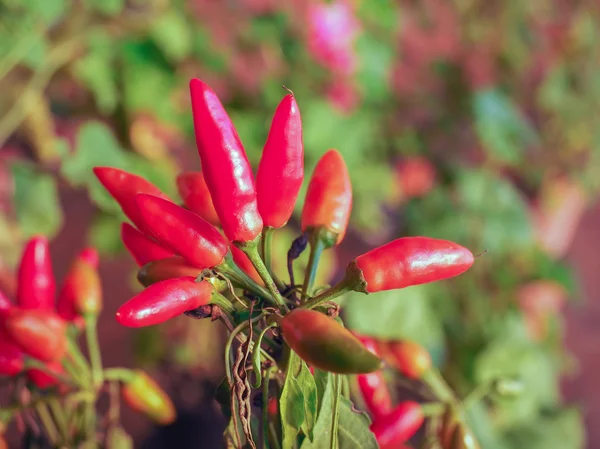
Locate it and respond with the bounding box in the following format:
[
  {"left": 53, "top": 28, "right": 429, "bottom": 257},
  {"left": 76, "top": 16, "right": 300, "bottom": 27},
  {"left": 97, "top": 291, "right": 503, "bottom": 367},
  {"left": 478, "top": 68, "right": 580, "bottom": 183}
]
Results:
[{"left": 1, "top": 0, "right": 597, "bottom": 447}]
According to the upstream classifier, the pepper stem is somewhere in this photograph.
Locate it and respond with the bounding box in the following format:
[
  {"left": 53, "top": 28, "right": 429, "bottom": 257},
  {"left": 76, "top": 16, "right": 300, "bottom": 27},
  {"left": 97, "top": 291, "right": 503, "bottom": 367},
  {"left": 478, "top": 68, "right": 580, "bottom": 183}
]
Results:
[
  {"left": 262, "top": 226, "right": 286, "bottom": 292},
  {"left": 422, "top": 369, "right": 458, "bottom": 404},
  {"left": 301, "top": 236, "right": 325, "bottom": 300},
  {"left": 103, "top": 368, "right": 135, "bottom": 383},
  {"left": 300, "top": 278, "right": 353, "bottom": 310},
  {"left": 237, "top": 239, "right": 289, "bottom": 313},
  {"left": 218, "top": 252, "right": 271, "bottom": 300},
  {"left": 84, "top": 314, "right": 103, "bottom": 389}
]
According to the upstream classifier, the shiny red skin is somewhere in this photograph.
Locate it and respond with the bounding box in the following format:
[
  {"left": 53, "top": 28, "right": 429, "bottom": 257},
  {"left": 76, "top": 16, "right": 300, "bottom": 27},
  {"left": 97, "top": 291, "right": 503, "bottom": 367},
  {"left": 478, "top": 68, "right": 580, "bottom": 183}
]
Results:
[
  {"left": 189, "top": 78, "right": 263, "bottom": 242},
  {"left": 136, "top": 194, "right": 228, "bottom": 269},
  {"left": 357, "top": 371, "right": 393, "bottom": 420},
  {"left": 0, "top": 330, "right": 24, "bottom": 376},
  {"left": 230, "top": 245, "right": 263, "bottom": 286},
  {"left": 0, "top": 289, "right": 11, "bottom": 318},
  {"left": 121, "top": 223, "right": 174, "bottom": 267},
  {"left": 370, "top": 401, "right": 424, "bottom": 448},
  {"left": 354, "top": 334, "right": 382, "bottom": 357},
  {"left": 16, "top": 236, "right": 55, "bottom": 310},
  {"left": 93, "top": 167, "right": 170, "bottom": 235},
  {"left": 355, "top": 237, "right": 474, "bottom": 292},
  {"left": 5, "top": 309, "right": 67, "bottom": 362},
  {"left": 116, "top": 277, "right": 213, "bottom": 327},
  {"left": 301, "top": 150, "right": 352, "bottom": 245},
  {"left": 176, "top": 172, "right": 221, "bottom": 227},
  {"left": 57, "top": 248, "right": 101, "bottom": 321},
  {"left": 256, "top": 94, "right": 304, "bottom": 228},
  {"left": 27, "top": 361, "right": 63, "bottom": 389}
]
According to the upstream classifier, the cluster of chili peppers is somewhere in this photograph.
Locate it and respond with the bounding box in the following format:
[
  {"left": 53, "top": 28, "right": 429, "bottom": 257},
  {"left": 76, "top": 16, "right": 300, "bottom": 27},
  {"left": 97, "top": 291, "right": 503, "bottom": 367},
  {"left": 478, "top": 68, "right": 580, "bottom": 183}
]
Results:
[
  {"left": 0, "top": 237, "right": 174, "bottom": 448},
  {"left": 92, "top": 78, "right": 482, "bottom": 448}
]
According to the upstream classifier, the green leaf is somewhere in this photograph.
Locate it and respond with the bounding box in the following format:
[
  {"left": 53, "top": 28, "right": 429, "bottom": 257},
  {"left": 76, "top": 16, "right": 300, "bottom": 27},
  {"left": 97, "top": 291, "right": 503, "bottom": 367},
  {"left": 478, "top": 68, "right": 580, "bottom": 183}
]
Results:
[
  {"left": 504, "top": 408, "right": 584, "bottom": 449},
  {"left": 21, "top": 34, "right": 48, "bottom": 69},
  {"left": 473, "top": 88, "right": 538, "bottom": 164},
  {"left": 356, "top": 33, "right": 393, "bottom": 102},
  {"left": 299, "top": 363, "right": 318, "bottom": 442},
  {"left": 11, "top": 162, "right": 63, "bottom": 238},
  {"left": 22, "top": 0, "right": 66, "bottom": 23},
  {"left": 301, "top": 372, "right": 378, "bottom": 449},
  {"left": 87, "top": 212, "right": 123, "bottom": 256},
  {"left": 83, "top": 0, "right": 124, "bottom": 15},
  {"left": 280, "top": 355, "right": 306, "bottom": 448},
  {"left": 150, "top": 10, "right": 192, "bottom": 62}
]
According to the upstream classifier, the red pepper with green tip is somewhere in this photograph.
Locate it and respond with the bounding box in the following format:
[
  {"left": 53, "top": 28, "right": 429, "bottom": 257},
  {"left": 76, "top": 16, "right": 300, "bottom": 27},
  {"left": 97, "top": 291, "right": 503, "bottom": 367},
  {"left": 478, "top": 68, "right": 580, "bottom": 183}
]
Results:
[
  {"left": 189, "top": 79, "right": 262, "bottom": 243},
  {"left": 116, "top": 277, "right": 214, "bottom": 327},
  {"left": 135, "top": 194, "right": 228, "bottom": 269},
  {"left": 4, "top": 309, "right": 67, "bottom": 362},
  {"left": 121, "top": 223, "right": 174, "bottom": 267},
  {"left": 301, "top": 149, "right": 352, "bottom": 246},
  {"left": 121, "top": 370, "right": 176, "bottom": 425},
  {"left": 16, "top": 236, "right": 55, "bottom": 310},
  {"left": 256, "top": 93, "right": 304, "bottom": 228},
  {"left": 280, "top": 309, "right": 381, "bottom": 374},
  {"left": 370, "top": 401, "right": 424, "bottom": 449},
  {"left": 349, "top": 237, "right": 474, "bottom": 293},
  {"left": 357, "top": 371, "right": 393, "bottom": 420},
  {"left": 387, "top": 340, "right": 432, "bottom": 379},
  {"left": 176, "top": 171, "right": 221, "bottom": 227},
  {"left": 93, "top": 167, "right": 170, "bottom": 234}
]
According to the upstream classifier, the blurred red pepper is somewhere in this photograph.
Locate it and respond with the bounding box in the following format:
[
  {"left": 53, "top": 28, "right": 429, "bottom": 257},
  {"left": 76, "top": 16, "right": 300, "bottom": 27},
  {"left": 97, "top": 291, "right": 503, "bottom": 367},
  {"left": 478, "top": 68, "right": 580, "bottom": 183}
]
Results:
[
  {"left": 370, "top": 401, "right": 424, "bottom": 449},
  {"left": 176, "top": 171, "right": 221, "bottom": 227},
  {"left": 387, "top": 341, "right": 432, "bottom": 379},
  {"left": 136, "top": 194, "right": 228, "bottom": 269},
  {"left": 16, "top": 236, "right": 55, "bottom": 310},
  {"left": 116, "top": 277, "right": 214, "bottom": 327},
  {"left": 357, "top": 371, "right": 393, "bottom": 420},
  {"left": 121, "top": 370, "right": 176, "bottom": 425},
  {"left": 0, "top": 289, "right": 11, "bottom": 318},
  {"left": 4, "top": 309, "right": 67, "bottom": 362},
  {"left": 137, "top": 256, "right": 203, "bottom": 287},
  {"left": 27, "top": 360, "right": 63, "bottom": 389},
  {"left": 0, "top": 330, "right": 24, "bottom": 376},
  {"left": 301, "top": 149, "right": 352, "bottom": 246},
  {"left": 57, "top": 248, "right": 102, "bottom": 321},
  {"left": 256, "top": 93, "right": 304, "bottom": 228},
  {"left": 230, "top": 245, "right": 264, "bottom": 286},
  {"left": 121, "top": 223, "right": 174, "bottom": 267},
  {"left": 93, "top": 167, "right": 170, "bottom": 235},
  {"left": 350, "top": 237, "right": 474, "bottom": 292},
  {"left": 189, "top": 79, "right": 263, "bottom": 243},
  {"left": 77, "top": 247, "right": 99, "bottom": 267}
]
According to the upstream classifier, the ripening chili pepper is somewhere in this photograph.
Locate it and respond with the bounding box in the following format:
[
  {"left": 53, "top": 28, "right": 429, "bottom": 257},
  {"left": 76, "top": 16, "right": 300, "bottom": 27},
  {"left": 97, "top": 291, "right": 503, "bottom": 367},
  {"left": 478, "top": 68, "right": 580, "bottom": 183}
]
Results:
[
  {"left": 137, "top": 256, "right": 203, "bottom": 287},
  {"left": 116, "top": 277, "right": 214, "bottom": 327},
  {"left": 357, "top": 371, "right": 393, "bottom": 419},
  {"left": 370, "top": 401, "right": 424, "bottom": 449},
  {"left": 230, "top": 245, "right": 264, "bottom": 286},
  {"left": 176, "top": 172, "right": 220, "bottom": 227},
  {"left": 136, "top": 194, "right": 228, "bottom": 269},
  {"left": 121, "top": 223, "right": 174, "bottom": 267},
  {"left": 301, "top": 149, "right": 352, "bottom": 246},
  {"left": 348, "top": 237, "right": 474, "bottom": 293},
  {"left": 256, "top": 93, "right": 304, "bottom": 228},
  {"left": 4, "top": 309, "right": 67, "bottom": 362},
  {"left": 94, "top": 167, "right": 170, "bottom": 235},
  {"left": 0, "top": 330, "right": 24, "bottom": 376},
  {"left": 78, "top": 247, "right": 99, "bottom": 268},
  {"left": 27, "top": 360, "right": 63, "bottom": 389},
  {"left": 57, "top": 250, "right": 102, "bottom": 321},
  {"left": 189, "top": 79, "right": 263, "bottom": 242},
  {"left": 280, "top": 309, "right": 382, "bottom": 374},
  {"left": 387, "top": 341, "right": 432, "bottom": 379},
  {"left": 121, "top": 370, "right": 176, "bottom": 425},
  {"left": 16, "top": 236, "right": 55, "bottom": 310}
]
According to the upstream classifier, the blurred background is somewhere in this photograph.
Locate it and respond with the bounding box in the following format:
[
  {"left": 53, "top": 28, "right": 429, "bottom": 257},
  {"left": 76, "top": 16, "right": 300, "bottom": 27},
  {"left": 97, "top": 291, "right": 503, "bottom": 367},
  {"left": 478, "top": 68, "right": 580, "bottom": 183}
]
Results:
[{"left": 0, "top": 0, "right": 599, "bottom": 447}]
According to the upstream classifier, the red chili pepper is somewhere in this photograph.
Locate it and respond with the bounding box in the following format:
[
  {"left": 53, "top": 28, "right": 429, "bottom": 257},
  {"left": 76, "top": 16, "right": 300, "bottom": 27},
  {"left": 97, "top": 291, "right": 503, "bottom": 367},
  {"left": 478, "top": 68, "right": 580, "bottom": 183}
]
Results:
[
  {"left": 116, "top": 277, "right": 214, "bottom": 327},
  {"left": 57, "top": 249, "right": 102, "bottom": 321},
  {"left": 121, "top": 223, "right": 174, "bottom": 267},
  {"left": 0, "top": 330, "right": 24, "bottom": 376},
  {"left": 370, "top": 401, "right": 424, "bottom": 449},
  {"left": 0, "top": 290, "right": 11, "bottom": 318},
  {"left": 4, "top": 309, "right": 67, "bottom": 362},
  {"left": 135, "top": 194, "right": 228, "bottom": 269},
  {"left": 350, "top": 237, "right": 474, "bottom": 292},
  {"left": 93, "top": 167, "right": 170, "bottom": 235},
  {"left": 387, "top": 341, "right": 432, "bottom": 379},
  {"left": 301, "top": 149, "right": 352, "bottom": 245},
  {"left": 77, "top": 247, "right": 99, "bottom": 268},
  {"left": 176, "top": 172, "right": 220, "bottom": 227},
  {"left": 267, "top": 397, "right": 278, "bottom": 418},
  {"left": 189, "top": 79, "right": 263, "bottom": 242},
  {"left": 27, "top": 360, "right": 63, "bottom": 389},
  {"left": 256, "top": 93, "right": 304, "bottom": 228},
  {"left": 357, "top": 371, "right": 393, "bottom": 420},
  {"left": 354, "top": 333, "right": 382, "bottom": 357},
  {"left": 121, "top": 370, "right": 176, "bottom": 425},
  {"left": 230, "top": 245, "right": 264, "bottom": 286},
  {"left": 16, "top": 236, "right": 55, "bottom": 310},
  {"left": 137, "top": 256, "right": 203, "bottom": 287}
]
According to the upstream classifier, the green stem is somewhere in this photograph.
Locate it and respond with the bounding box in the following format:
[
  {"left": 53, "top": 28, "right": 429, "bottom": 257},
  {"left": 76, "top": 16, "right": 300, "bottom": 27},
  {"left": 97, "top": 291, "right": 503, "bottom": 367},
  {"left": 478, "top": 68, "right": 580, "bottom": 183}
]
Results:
[
  {"left": 422, "top": 369, "right": 458, "bottom": 404},
  {"left": 48, "top": 399, "right": 69, "bottom": 445},
  {"left": 330, "top": 374, "right": 341, "bottom": 449},
  {"left": 36, "top": 403, "right": 59, "bottom": 445},
  {"left": 301, "top": 238, "right": 325, "bottom": 300},
  {"left": 211, "top": 291, "right": 237, "bottom": 315},
  {"left": 67, "top": 339, "right": 92, "bottom": 385},
  {"left": 262, "top": 368, "right": 275, "bottom": 449},
  {"left": 108, "top": 381, "right": 121, "bottom": 423},
  {"left": 300, "top": 279, "right": 353, "bottom": 310},
  {"left": 420, "top": 402, "right": 445, "bottom": 417},
  {"left": 238, "top": 241, "right": 288, "bottom": 313},
  {"left": 218, "top": 253, "right": 271, "bottom": 300},
  {"left": 23, "top": 359, "right": 76, "bottom": 387},
  {"left": 460, "top": 382, "right": 491, "bottom": 411},
  {"left": 84, "top": 315, "right": 103, "bottom": 389},
  {"left": 103, "top": 368, "right": 135, "bottom": 383},
  {"left": 262, "top": 227, "right": 286, "bottom": 292}
]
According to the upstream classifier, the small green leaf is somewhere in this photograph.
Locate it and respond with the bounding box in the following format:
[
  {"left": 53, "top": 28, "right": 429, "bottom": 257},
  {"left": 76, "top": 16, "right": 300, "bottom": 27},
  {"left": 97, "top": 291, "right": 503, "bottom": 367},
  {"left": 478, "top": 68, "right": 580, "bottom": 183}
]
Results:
[
  {"left": 280, "top": 354, "right": 306, "bottom": 448},
  {"left": 83, "top": 0, "right": 124, "bottom": 15},
  {"left": 87, "top": 212, "right": 123, "bottom": 256},
  {"left": 298, "top": 363, "right": 318, "bottom": 442},
  {"left": 504, "top": 408, "right": 584, "bottom": 449},
  {"left": 22, "top": 0, "right": 66, "bottom": 23},
  {"left": 11, "top": 162, "right": 63, "bottom": 238},
  {"left": 150, "top": 10, "right": 192, "bottom": 62}
]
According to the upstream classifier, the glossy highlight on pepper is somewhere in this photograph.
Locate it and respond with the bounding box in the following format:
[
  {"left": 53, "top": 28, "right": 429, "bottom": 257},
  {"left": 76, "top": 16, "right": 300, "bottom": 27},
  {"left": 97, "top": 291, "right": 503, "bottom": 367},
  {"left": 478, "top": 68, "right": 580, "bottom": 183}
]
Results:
[
  {"left": 189, "top": 78, "right": 263, "bottom": 242},
  {"left": 16, "top": 236, "right": 55, "bottom": 310},
  {"left": 370, "top": 401, "right": 424, "bottom": 449},
  {"left": 121, "top": 223, "right": 174, "bottom": 267}
]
